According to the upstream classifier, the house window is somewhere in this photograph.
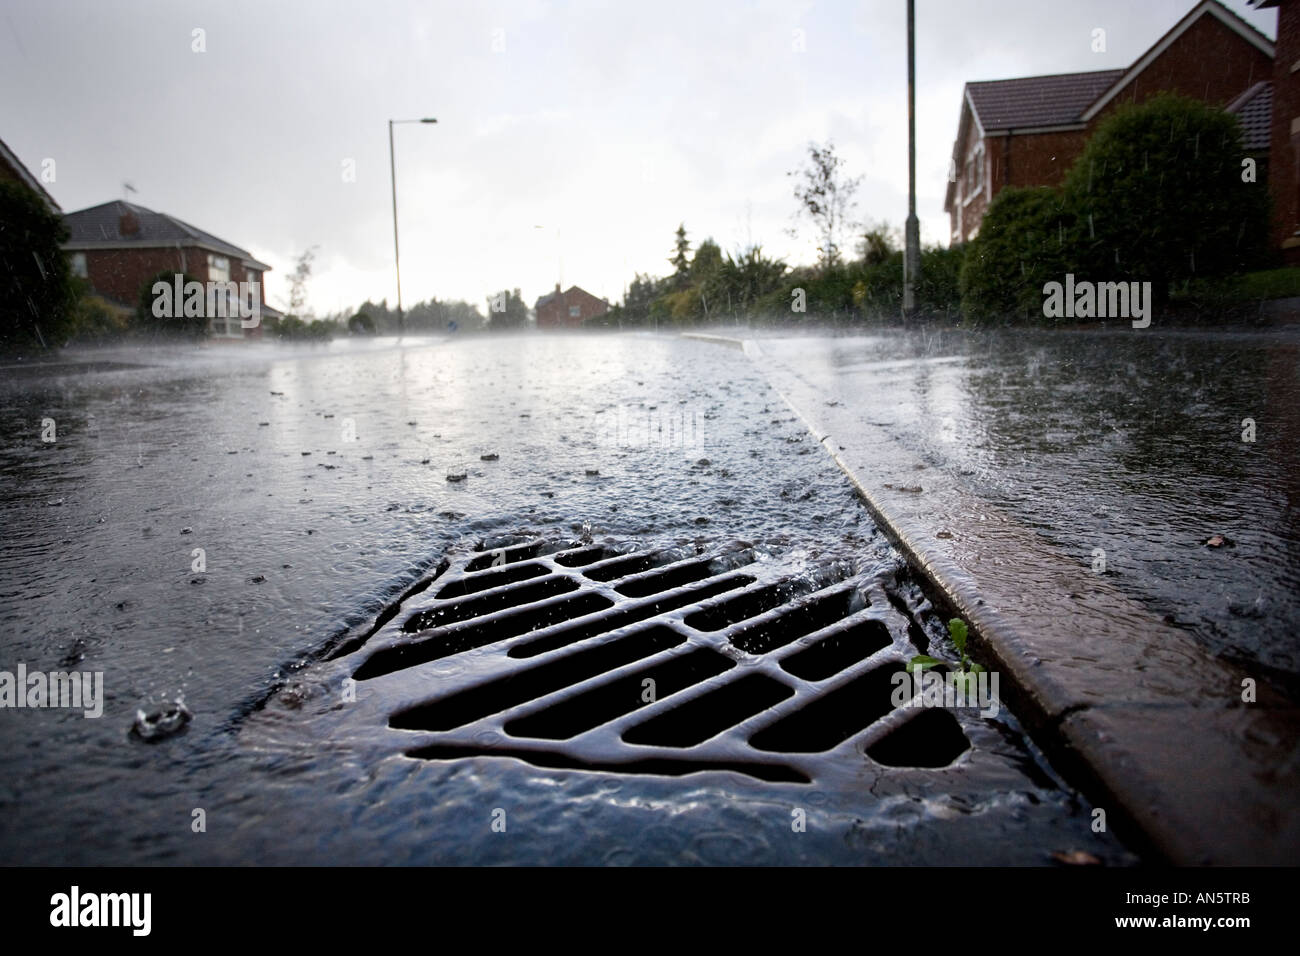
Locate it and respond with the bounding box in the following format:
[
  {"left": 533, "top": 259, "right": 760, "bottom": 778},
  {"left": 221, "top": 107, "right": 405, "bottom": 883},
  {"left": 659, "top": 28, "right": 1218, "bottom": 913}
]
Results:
[
  {"left": 966, "top": 142, "right": 983, "bottom": 196},
  {"left": 569, "top": 305, "right": 581, "bottom": 318},
  {"left": 70, "top": 252, "right": 87, "bottom": 278},
  {"left": 207, "top": 254, "right": 229, "bottom": 282}
]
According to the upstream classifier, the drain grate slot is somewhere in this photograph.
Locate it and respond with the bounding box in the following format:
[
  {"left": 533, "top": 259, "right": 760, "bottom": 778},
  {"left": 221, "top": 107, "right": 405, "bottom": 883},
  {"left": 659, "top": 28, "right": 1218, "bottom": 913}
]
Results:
[
  {"left": 554, "top": 546, "right": 616, "bottom": 567},
  {"left": 403, "top": 576, "right": 579, "bottom": 632},
  {"left": 684, "top": 581, "right": 819, "bottom": 632},
  {"left": 390, "top": 626, "right": 686, "bottom": 732},
  {"left": 465, "top": 540, "right": 544, "bottom": 572},
  {"left": 583, "top": 549, "right": 686, "bottom": 582},
  {"left": 749, "top": 664, "right": 898, "bottom": 753},
  {"left": 508, "top": 574, "right": 755, "bottom": 659},
  {"left": 405, "top": 744, "right": 810, "bottom": 783},
  {"left": 434, "top": 562, "right": 549, "bottom": 599},
  {"left": 622, "top": 673, "right": 794, "bottom": 748},
  {"left": 505, "top": 646, "right": 736, "bottom": 740},
  {"left": 726, "top": 586, "right": 865, "bottom": 655},
  {"left": 615, "top": 558, "right": 721, "bottom": 598},
  {"left": 779, "top": 620, "right": 892, "bottom": 681},
  {"left": 355, "top": 592, "right": 614, "bottom": 680},
  {"left": 866, "top": 708, "right": 970, "bottom": 768}
]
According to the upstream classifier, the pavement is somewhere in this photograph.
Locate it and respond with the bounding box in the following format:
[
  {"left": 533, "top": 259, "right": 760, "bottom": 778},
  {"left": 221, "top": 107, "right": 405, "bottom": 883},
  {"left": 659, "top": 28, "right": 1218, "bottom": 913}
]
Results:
[{"left": 687, "top": 330, "right": 1300, "bottom": 865}]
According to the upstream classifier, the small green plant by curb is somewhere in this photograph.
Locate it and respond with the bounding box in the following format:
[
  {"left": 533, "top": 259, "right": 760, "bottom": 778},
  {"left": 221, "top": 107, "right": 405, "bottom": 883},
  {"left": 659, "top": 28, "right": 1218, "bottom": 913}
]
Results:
[{"left": 908, "top": 617, "right": 984, "bottom": 684}]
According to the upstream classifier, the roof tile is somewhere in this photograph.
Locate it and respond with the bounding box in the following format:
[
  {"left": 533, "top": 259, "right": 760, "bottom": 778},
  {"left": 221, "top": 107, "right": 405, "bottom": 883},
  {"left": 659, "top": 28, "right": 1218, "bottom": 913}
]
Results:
[{"left": 967, "top": 69, "right": 1125, "bottom": 130}]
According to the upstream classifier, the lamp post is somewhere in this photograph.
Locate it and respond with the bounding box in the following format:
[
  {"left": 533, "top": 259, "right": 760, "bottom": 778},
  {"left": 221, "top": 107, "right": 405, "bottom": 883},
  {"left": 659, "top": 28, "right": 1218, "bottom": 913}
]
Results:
[
  {"left": 903, "top": 0, "right": 920, "bottom": 318},
  {"left": 389, "top": 117, "right": 437, "bottom": 339}
]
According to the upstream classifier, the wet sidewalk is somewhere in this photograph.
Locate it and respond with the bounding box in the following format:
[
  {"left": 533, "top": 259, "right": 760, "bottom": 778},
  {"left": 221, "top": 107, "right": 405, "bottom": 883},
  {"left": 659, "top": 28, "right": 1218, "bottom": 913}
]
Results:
[{"left": 733, "top": 329, "right": 1300, "bottom": 864}]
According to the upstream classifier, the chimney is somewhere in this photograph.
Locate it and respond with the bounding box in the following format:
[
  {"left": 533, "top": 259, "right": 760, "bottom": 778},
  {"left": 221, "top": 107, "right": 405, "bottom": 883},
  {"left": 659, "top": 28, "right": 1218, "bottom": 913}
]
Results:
[
  {"left": 555, "top": 282, "right": 561, "bottom": 294},
  {"left": 119, "top": 208, "right": 140, "bottom": 237}
]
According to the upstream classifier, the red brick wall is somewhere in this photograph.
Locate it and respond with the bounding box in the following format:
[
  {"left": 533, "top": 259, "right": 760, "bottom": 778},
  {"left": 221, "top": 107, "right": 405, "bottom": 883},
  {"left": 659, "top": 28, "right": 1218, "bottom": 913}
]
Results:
[
  {"left": 80, "top": 247, "right": 266, "bottom": 336},
  {"left": 998, "top": 128, "right": 1091, "bottom": 190},
  {"left": 1093, "top": 13, "right": 1272, "bottom": 120},
  {"left": 949, "top": 129, "right": 1088, "bottom": 242},
  {"left": 1270, "top": 0, "right": 1300, "bottom": 260},
  {"left": 81, "top": 247, "right": 200, "bottom": 307},
  {"left": 0, "top": 160, "right": 27, "bottom": 190}
]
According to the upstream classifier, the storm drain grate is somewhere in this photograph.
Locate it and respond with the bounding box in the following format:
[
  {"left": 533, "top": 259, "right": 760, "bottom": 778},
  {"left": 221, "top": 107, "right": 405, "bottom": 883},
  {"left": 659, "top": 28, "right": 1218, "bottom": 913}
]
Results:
[{"left": 336, "top": 536, "right": 974, "bottom": 784}]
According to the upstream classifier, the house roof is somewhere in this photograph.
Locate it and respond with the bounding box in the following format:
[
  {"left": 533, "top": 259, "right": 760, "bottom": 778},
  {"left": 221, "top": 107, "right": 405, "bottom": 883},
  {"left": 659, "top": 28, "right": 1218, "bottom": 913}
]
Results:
[
  {"left": 0, "top": 136, "right": 61, "bottom": 213},
  {"left": 62, "top": 200, "right": 271, "bottom": 271},
  {"left": 1226, "top": 80, "right": 1272, "bottom": 150},
  {"left": 947, "top": 0, "right": 1278, "bottom": 214},
  {"left": 1079, "top": 0, "right": 1273, "bottom": 122},
  {"left": 965, "top": 70, "right": 1125, "bottom": 132},
  {"left": 534, "top": 285, "right": 603, "bottom": 309}
]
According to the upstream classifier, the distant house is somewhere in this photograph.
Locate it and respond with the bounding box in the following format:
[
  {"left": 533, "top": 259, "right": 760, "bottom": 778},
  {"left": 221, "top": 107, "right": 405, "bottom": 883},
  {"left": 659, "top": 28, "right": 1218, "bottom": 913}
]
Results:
[
  {"left": 945, "top": 0, "right": 1274, "bottom": 244},
  {"left": 61, "top": 200, "right": 280, "bottom": 339},
  {"left": 534, "top": 283, "right": 608, "bottom": 328},
  {"left": 0, "top": 137, "right": 60, "bottom": 213}
]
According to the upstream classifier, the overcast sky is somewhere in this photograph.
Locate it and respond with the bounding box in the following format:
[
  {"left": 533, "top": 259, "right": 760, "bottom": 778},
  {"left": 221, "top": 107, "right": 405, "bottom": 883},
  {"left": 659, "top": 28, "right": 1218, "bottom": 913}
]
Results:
[{"left": 1, "top": 0, "right": 1276, "bottom": 316}]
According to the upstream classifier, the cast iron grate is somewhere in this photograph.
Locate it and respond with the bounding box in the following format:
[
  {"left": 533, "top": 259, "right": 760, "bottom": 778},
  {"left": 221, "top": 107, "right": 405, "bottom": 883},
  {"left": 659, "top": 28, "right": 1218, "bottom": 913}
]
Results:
[{"left": 336, "top": 536, "right": 974, "bottom": 784}]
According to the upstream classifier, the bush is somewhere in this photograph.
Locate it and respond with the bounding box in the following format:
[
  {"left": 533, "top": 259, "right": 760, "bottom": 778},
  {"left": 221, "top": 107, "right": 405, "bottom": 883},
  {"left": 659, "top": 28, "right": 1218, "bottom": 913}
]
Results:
[
  {"left": 276, "top": 315, "right": 335, "bottom": 342},
  {"left": 68, "top": 286, "right": 131, "bottom": 343},
  {"left": 135, "top": 270, "right": 208, "bottom": 338},
  {"left": 0, "top": 180, "right": 76, "bottom": 352},
  {"left": 851, "top": 254, "right": 903, "bottom": 318},
  {"left": 347, "top": 310, "right": 375, "bottom": 334},
  {"left": 1063, "top": 92, "right": 1270, "bottom": 297},
  {"left": 960, "top": 187, "right": 1073, "bottom": 321},
  {"left": 915, "top": 244, "right": 966, "bottom": 320}
]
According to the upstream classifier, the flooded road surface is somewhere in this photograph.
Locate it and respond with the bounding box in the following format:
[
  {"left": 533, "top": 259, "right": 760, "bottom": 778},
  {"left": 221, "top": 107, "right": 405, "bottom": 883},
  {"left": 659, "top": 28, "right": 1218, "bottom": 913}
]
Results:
[
  {"left": 755, "top": 326, "right": 1300, "bottom": 691},
  {"left": 0, "top": 333, "right": 1127, "bottom": 864}
]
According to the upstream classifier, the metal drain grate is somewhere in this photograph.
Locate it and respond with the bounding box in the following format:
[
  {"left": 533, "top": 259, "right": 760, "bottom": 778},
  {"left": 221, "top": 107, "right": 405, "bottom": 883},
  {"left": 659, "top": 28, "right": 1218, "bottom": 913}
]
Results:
[{"left": 335, "top": 536, "right": 973, "bottom": 784}]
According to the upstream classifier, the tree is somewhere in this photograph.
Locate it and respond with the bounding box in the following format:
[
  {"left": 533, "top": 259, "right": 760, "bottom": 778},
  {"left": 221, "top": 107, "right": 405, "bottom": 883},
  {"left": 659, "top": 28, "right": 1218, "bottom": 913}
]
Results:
[
  {"left": 718, "top": 244, "right": 787, "bottom": 317},
  {"left": 0, "top": 180, "right": 76, "bottom": 351},
  {"left": 347, "top": 310, "right": 376, "bottom": 334},
  {"left": 286, "top": 245, "right": 319, "bottom": 318},
  {"left": 788, "top": 140, "right": 862, "bottom": 271},
  {"left": 624, "top": 272, "right": 664, "bottom": 320},
  {"left": 486, "top": 288, "right": 528, "bottom": 328},
  {"left": 690, "top": 238, "right": 725, "bottom": 316},
  {"left": 1063, "top": 92, "right": 1270, "bottom": 298},
  {"left": 669, "top": 223, "right": 691, "bottom": 290},
  {"left": 858, "top": 224, "right": 896, "bottom": 266}
]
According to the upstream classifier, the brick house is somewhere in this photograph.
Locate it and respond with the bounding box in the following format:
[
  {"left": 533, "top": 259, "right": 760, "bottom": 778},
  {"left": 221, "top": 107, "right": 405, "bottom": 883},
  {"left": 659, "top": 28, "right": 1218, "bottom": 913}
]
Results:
[
  {"left": 1252, "top": 0, "right": 1300, "bottom": 261},
  {"left": 0, "top": 137, "right": 60, "bottom": 214},
  {"left": 534, "top": 283, "right": 608, "bottom": 328},
  {"left": 61, "top": 200, "right": 279, "bottom": 339},
  {"left": 945, "top": 0, "right": 1274, "bottom": 245}
]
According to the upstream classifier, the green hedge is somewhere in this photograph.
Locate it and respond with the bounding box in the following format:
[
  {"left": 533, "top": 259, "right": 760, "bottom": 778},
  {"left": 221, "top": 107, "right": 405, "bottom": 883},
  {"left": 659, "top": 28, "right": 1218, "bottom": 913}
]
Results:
[{"left": 0, "top": 180, "right": 76, "bottom": 351}]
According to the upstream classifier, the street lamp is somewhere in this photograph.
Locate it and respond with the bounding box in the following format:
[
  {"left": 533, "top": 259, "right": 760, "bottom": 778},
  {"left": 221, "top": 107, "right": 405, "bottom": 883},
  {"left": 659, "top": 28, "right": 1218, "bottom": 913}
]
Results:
[
  {"left": 903, "top": 0, "right": 920, "bottom": 318},
  {"left": 533, "top": 223, "right": 563, "bottom": 292},
  {"left": 389, "top": 117, "right": 437, "bottom": 339}
]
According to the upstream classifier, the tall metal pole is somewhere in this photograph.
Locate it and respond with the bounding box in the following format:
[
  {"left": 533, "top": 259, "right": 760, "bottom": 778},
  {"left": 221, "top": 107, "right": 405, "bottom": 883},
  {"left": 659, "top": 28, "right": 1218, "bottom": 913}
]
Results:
[
  {"left": 387, "top": 119, "right": 403, "bottom": 338},
  {"left": 903, "top": 0, "right": 920, "bottom": 318},
  {"left": 388, "top": 119, "right": 404, "bottom": 339},
  {"left": 388, "top": 118, "right": 436, "bottom": 340}
]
